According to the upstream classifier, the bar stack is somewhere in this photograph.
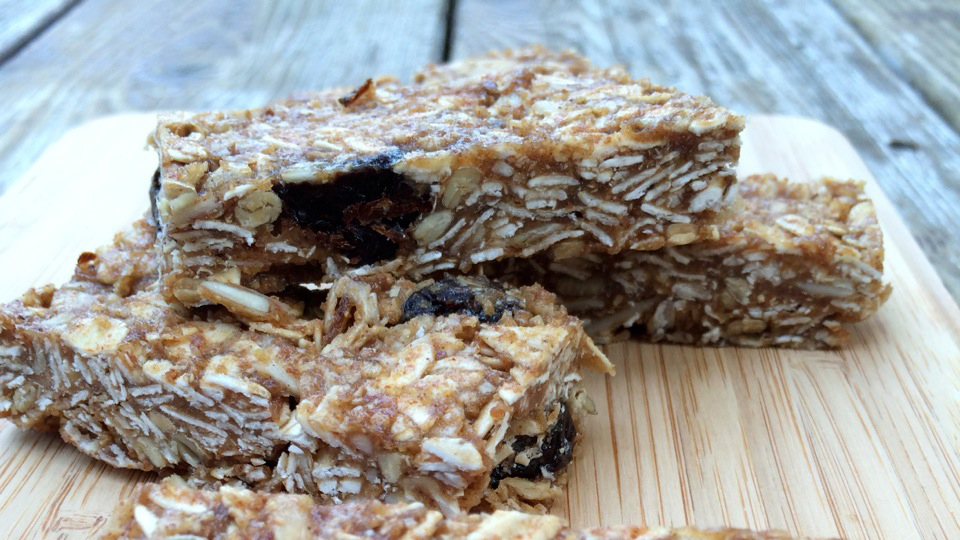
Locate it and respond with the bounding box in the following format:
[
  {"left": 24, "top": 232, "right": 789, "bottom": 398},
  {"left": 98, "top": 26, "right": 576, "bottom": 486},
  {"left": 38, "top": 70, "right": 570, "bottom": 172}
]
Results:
[{"left": 1, "top": 47, "right": 882, "bottom": 538}]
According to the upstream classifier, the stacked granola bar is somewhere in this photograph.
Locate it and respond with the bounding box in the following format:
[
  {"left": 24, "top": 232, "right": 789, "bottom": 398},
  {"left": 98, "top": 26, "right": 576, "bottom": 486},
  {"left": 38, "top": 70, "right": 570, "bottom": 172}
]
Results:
[
  {"left": 0, "top": 47, "right": 886, "bottom": 536},
  {"left": 0, "top": 220, "right": 611, "bottom": 514},
  {"left": 152, "top": 46, "right": 743, "bottom": 308},
  {"left": 480, "top": 174, "right": 892, "bottom": 346},
  {"left": 102, "top": 479, "right": 807, "bottom": 540}
]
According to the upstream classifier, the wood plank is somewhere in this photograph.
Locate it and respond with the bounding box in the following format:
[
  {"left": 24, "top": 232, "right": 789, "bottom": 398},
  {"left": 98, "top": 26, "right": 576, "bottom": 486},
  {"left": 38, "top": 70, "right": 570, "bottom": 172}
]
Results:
[
  {"left": 0, "top": 0, "right": 446, "bottom": 192},
  {"left": 829, "top": 0, "right": 960, "bottom": 133},
  {"left": 451, "top": 0, "right": 960, "bottom": 305},
  {"left": 1, "top": 113, "right": 960, "bottom": 540},
  {"left": 0, "top": 0, "right": 78, "bottom": 63}
]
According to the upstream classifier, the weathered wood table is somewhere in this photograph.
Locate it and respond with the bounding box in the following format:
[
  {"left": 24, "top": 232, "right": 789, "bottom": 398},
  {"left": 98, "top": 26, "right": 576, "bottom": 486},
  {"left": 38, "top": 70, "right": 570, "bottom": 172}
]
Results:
[{"left": 1, "top": 1, "right": 959, "bottom": 539}]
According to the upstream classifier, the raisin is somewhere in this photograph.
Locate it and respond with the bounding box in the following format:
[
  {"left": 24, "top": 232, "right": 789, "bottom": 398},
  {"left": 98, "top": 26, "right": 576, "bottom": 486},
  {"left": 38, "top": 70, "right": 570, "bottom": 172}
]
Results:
[
  {"left": 489, "top": 403, "right": 576, "bottom": 489},
  {"left": 274, "top": 151, "right": 431, "bottom": 264},
  {"left": 401, "top": 277, "right": 522, "bottom": 324},
  {"left": 149, "top": 169, "right": 161, "bottom": 224}
]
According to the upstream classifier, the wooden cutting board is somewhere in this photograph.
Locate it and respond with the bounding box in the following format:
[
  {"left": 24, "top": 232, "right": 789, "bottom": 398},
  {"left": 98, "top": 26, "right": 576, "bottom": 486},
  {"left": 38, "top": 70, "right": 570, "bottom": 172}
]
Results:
[{"left": 0, "top": 115, "right": 958, "bottom": 540}]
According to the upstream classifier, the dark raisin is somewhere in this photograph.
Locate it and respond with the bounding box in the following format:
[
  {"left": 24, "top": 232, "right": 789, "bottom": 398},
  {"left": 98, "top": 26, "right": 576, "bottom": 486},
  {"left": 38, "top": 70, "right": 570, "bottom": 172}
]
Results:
[
  {"left": 401, "top": 277, "right": 522, "bottom": 324},
  {"left": 273, "top": 151, "right": 431, "bottom": 264},
  {"left": 510, "top": 434, "right": 537, "bottom": 452},
  {"left": 149, "top": 169, "right": 161, "bottom": 225},
  {"left": 489, "top": 403, "right": 576, "bottom": 489}
]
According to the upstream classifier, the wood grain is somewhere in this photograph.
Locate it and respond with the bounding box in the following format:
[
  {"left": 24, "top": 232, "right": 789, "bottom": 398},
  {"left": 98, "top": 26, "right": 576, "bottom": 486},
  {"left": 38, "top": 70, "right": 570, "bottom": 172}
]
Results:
[
  {"left": 0, "top": 114, "right": 958, "bottom": 540},
  {"left": 829, "top": 0, "right": 960, "bottom": 132},
  {"left": 0, "top": 114, "right": 156, "bottom": 298},
  {"left": 0, "top": 0, "right": 78, "bottom": 63},
  {"left": 452, "top": 0, "right": 960, "bottom": 304},
  {"left": 0, "top": 0, "right": 446, "bottom": 192}
]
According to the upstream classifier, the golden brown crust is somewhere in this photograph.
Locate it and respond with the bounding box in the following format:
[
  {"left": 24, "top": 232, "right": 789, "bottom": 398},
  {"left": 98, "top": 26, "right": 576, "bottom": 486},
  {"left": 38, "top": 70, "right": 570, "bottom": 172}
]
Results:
[
  {"left": 152, "top": 46, "right": 743, "bottom": 309},
  {"left": 479, "top": 175, "right": 892, "bottom": 347},
  {"left": 0, "top": 221, "right": 611, "bottom": 514},
  {"left": 101, "top": 480, "right": 818, "bottom": 539}
]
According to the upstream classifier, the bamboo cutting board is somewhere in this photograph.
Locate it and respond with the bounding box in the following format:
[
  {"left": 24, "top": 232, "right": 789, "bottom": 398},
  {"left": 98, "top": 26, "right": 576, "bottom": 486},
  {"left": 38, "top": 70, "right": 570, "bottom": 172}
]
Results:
[{"left": 0, "top": 115, "right": 958, "bottom": 540}]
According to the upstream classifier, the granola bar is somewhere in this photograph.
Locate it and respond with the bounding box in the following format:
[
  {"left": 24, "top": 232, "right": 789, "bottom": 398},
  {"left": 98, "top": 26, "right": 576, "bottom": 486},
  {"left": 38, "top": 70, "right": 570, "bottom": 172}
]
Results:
[
  {"left": 479, "top": 175, "right": 891, "bottom": 347},
  {"left": 0, "top": 220, "right": 612, "bottom": 514},
  {"left": 102, "top": 479, "right": 805, "bottom": 540},
  {"left": 151, "top": 46, "right": 743, "bottom": 308}
]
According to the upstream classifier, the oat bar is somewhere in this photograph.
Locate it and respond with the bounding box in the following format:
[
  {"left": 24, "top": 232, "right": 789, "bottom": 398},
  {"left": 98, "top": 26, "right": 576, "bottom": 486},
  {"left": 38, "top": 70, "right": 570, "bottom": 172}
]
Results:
[
  {"left": 102, "top": 479, "right": 805, "bottom": 540},
  {"left": 480, "top": 175, "right": 891, "bottom": 347},
  {"left": 0, "top": 220, "right": 611, "bottom": 514},
  {"left": 152, "top": 46, "right": 743, "bottom": 308}
]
